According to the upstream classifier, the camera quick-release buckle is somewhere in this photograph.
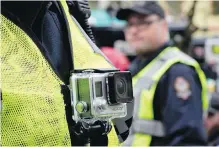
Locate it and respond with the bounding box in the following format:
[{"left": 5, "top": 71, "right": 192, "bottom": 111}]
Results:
[
  {"left": 73, "top": 119, "right": 112, "bottom": 145},
  {"left": 74, "top": 119, "right": 112, "bottom": 136}
]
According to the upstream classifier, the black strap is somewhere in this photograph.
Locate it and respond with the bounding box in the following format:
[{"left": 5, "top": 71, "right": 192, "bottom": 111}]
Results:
[
  {"left": 61, "top": 85, "right": 88, "bottom": 146},
  {"left": 90, "top": 135, "right": 108, "bottom": 146},
  {"left": 0, "top": 89, "right": 2, "bottom": 112},
  {"left": 67, "top": 0, "right": 96, "bottom": 43},
  {"left": 57, "top": 2, "right": 109, "bottom": 146}
]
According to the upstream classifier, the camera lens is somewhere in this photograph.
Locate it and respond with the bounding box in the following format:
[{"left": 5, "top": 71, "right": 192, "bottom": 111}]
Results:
[
  {"left": 116, "top": 78, "right": 127, "bottom": 96},
  {"left": 107, "top": 71, "right": 133, "bottom": 105}
]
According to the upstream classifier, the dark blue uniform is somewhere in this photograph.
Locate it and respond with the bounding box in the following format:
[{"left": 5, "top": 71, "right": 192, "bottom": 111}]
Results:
[{"left": 129, "top": 42, "right": 208, "bottom": 146}]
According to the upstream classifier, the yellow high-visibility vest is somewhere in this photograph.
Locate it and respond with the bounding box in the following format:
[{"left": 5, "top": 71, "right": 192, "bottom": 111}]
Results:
[
  {"left": 0, "top": 1, "right": 119, "bottom": 146},
  {"left": 123, "top": 47, "right": 208, "bottom": 146}
]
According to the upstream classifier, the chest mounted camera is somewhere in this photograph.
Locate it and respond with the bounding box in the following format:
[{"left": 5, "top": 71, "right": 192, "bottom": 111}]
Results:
[{"left": 69, "top": 70, "right": 133, "bottom": 122}]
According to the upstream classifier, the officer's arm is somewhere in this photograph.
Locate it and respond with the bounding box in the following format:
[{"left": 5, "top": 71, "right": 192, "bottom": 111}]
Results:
[{"left": 162, "top": 64, "right": 208, "bottom": 145}]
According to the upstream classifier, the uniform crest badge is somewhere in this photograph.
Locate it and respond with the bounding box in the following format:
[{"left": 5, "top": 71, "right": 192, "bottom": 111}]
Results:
[{"left": 174, "top": 76, "right": 191, "bottom": 100}]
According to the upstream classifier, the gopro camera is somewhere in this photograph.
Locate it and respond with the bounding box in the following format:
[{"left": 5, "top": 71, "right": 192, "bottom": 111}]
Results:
[{"left": 69, "top": 70, "right": 133, "bottom": 122}]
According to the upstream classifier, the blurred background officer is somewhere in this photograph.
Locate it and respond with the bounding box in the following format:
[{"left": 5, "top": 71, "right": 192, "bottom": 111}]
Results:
[
  {"left": 116, "top": 1, "right": 208, "bottom": 146},
  {"left": 205, "top": 93, "right": 219, "bottom": 146},
  {"left": 192, "top": 45, "right": 217, "bottom": 81},
  {"left": 1, "top": 1, "right": 120, "bottom": 146}
]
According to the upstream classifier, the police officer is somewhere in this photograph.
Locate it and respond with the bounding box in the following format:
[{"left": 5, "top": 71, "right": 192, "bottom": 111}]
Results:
[
  {"left": 116, "top": 1, "right": 208, "bottom": 146},
  {"left": 1, "top": 1, "right": 121, "bottom": 146}
]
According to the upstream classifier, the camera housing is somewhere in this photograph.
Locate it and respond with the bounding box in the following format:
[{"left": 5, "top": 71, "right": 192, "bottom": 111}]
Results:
[{"left": 69, "top": 70, "right": 133, "bottom": 121}]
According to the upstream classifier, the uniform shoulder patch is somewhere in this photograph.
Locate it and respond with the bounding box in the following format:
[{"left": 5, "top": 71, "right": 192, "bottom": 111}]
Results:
[{"left": 174, "top": 76, "right": 191, "bottom": 100}]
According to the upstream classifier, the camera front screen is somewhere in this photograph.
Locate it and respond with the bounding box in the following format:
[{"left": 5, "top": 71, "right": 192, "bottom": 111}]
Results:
[{"left": 95, "top": 81, "right": 103, "bottom": 97}]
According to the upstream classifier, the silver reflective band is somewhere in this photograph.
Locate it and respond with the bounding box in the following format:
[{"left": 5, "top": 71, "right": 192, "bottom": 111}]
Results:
[
  {"left": 123, "top": 135, "right": 135, "bottom": 146},
  {"left": 132, "top": 119, "right": 166, "bottom": 137},
  {"left": 134, "top": 48, "right": 180, "bottom": 91},
  {"left": 136, "top": 76, "right": 154, "bottom": 92}
]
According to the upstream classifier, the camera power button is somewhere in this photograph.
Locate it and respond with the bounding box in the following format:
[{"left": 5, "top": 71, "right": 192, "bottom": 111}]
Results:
[{"left": 76, "top": 101, "right": 88, "bottom": 113}]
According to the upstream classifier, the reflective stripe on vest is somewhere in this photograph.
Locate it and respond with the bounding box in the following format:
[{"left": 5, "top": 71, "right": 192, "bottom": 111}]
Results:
[
  {"left": 124, "top": 47, "right": 208, "bottom": 146},
  {"left": 132, "top": 119, "right": 165, "bottom": 137},
  {"left": 1, "top": 1, "right": 119, "bottom": 146}
]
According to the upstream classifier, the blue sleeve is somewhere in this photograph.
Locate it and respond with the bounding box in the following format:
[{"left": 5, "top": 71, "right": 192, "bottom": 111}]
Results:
[{"left": 162, "top": 64, "right": 208, "bottom": 145}]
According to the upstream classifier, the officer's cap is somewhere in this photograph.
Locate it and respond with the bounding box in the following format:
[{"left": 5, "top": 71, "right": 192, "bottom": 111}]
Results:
[{"left": 116, "top": 1, "right": 165, "bottom": 20}]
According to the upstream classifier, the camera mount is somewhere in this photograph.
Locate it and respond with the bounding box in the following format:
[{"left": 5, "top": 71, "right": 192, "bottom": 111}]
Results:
[{"left": 73, "top": 119, "right": 112, "bottom": 146}]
